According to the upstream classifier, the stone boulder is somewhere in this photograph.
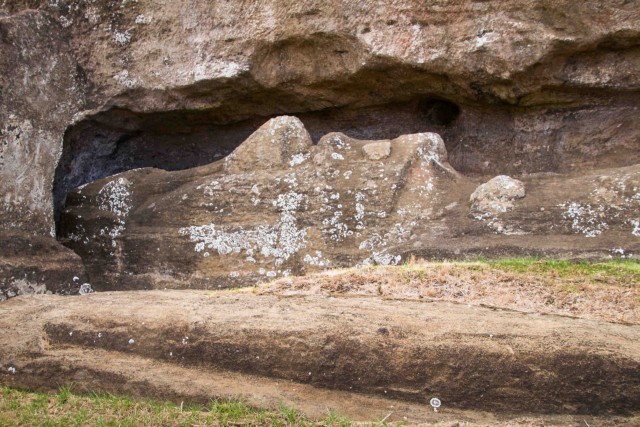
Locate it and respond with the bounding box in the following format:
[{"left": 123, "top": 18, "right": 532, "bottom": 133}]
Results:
[
  {"left": 470, "top": 175, "right": 526, "bottom": 218},
  {"left": 59, "top": 120, "right": 466, "bottom": 290}
]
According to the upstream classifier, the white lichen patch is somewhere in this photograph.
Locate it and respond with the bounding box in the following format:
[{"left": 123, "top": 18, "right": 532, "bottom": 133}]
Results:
[
  {"left": 475, "top": 31, "right": 496, "bottom": 49},
  {"left": 113, "top": 30, "right": 132, "bottom": 45},
  {"left": 135, "top": 14, "right": 153, "bottom": 24},
  {"left": 114, "top": 69, "right": 137, "bottom": 88},
  {"left": 629, "top": 219, "right": 640, "bottom": 237},
  {"left": 282, "top": 173, "right": 298, "bottom": 189},
  {"left": 322, "top": 210, "right": 352, "bottom": 241},
  {"left": 180, "top": 191, "right": 307, "bottom": 267},
  {"left": 3, "top": 279, "right": 47, "bottom": 299},
  {"left": 609, "top": 247, "right": 632, "bottom": 258},
  {"left": 303, "top": 251, "right": 330, "bottom": 267},
  {"left": 201, "top": 180, "right": 222, "bottom": 196},
  {"left": 58, "top": 15, "right": 73, "bottom": 28},
  {"left": 561, "top": 202, "right": 608, "bottom": 237},
  {"left": 193, "top": 60, "right": 248, "bottom": 81},
  {"left": 97, "top": 177, "right": 132, "bottom": 247},
  {"left": 289, "top": 153, "right": 309, "bottom": 167},
  {"left": 416, "top": 136, "right": 446, "bottom": 164},
  {"left": 358, "top": 224, "right": 408, "bottom": 266},
  {"left": 327, "top": 134, "right": 352, "bottom": 151},
  {"left": 98, "top": 177, "right": 132, "bottom": 218}
]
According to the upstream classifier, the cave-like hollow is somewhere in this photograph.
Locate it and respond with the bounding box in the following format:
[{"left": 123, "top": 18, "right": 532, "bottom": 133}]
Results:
[
  {"left": 53, "top": 90, "right": 640, "bottom": 238},
  {"left": 53, "top": 97, "right": 463, "bottom": 234}
]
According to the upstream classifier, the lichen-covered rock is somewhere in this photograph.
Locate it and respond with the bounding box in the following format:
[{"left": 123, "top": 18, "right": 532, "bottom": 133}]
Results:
[
  {"left": 470, "top": 175, "right": 526, "bottom": 217},
  {"left": 59, "top": 120, "right": 466, "bottom": 290},
  {"left": 2, "top": 1, "right": 640, "bottom": 297},
  {"left": 58, "top": 118, "right": 640, "bottom": 291}
]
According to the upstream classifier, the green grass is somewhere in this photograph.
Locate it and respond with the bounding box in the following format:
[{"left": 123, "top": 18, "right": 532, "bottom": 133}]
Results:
[
  {"left": 0, "top": 386, "right": 363, "bottom": 426},
  {"left": 484, "top": 257, "right": 640, "bottom": 284}
]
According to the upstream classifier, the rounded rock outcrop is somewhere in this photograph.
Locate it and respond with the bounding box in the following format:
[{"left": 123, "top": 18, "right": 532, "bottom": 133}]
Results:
[{"left": 470, "top": 175, "right": 526, "bottom": 217}]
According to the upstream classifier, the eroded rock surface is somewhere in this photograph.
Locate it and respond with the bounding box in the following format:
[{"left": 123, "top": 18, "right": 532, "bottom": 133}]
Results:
[
  {"left": 0, "top": 10, "right": 87, "bottom": 297},
  {"left": 59, "top": 117, "right": 464, "bottom": 289},
  {"left": 57, "top": 118, "right": 639, "bottom": 291},
  {"left": 1, "top": 1, "right": 640, "bottom": 296}
]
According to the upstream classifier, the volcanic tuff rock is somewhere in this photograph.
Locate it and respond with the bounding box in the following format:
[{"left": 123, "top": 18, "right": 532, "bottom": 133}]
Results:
[
  {"left": 59, "top": 117, "right": 464, "bottom": 290},
  {"left": 1, "top": 1, "right": 640, "bottom": 423},
  {"left": 1, "top": 0, "right": 640, "bottom": 295},
  {"left": 58, "top": 117, "right": 640, "bottom": 291},
  {"left": 0, "top": 9, "right": 87, "bottom": 298},
  {"left": 470, "top": 175, "right": 526, "bottom": 217}
]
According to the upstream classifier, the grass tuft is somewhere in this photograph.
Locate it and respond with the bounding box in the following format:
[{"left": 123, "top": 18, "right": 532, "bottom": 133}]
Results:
[
  {"left": 486, "top": 257, "right": 640, "bottom": 283},
  {"left": 0, "top": 386, "right": 359, "bottom": 426}
]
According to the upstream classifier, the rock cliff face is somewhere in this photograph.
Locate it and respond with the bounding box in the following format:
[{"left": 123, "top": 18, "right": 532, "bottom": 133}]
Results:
[
  {"left": 0, "top": 9, "right": 88, "bottom": 299},
  {"left": 1, "top": 0, "right": 639, "bottom": 294}
]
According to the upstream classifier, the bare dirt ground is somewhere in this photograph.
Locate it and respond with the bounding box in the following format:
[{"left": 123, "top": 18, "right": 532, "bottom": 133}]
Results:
[{"left": 1, "top": 272, "right": 639, "bottom": 426}]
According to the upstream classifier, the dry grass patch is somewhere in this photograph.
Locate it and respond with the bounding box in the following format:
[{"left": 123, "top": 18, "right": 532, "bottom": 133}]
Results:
[{"left": 260, "top": 258, "right": 639, "bottom": 324}]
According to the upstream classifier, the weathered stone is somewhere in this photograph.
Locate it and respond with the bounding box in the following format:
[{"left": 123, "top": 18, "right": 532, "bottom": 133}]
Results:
[
  {"left": 0, "top": 10, "right": 84, "bottom": 236},
  {"left": 362, "top": 140, "right": 391, "bottom": 161},
  {"left": 470, "top": 175, "right": 526, "bottom": 217},
  {"left": 2, "top": 1, "right": 640, "bottom": 297},
  {"left": 58, "top": 121, "right": 463, "bottom": 290},
  {"left": 0, "top": 10, "right": 87, "bottom": 298},
  {"left": 0, "top": 232, "right": 88, "bottom": 300},
  {"left": 56, "top": 118, "right": 640, "bottom": 291},
  {"left": 224, "top": 116, "right": 313, "bottom": 173},
  {"left": 0, "top": 3, "right": 640, "bottom": 422}
]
